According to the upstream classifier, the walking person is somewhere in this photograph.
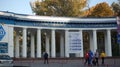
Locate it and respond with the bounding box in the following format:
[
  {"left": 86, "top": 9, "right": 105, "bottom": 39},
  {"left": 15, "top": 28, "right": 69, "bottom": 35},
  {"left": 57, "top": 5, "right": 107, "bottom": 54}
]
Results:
[
  {"left": 84, "top": 50, "right": 89, "bottom": 65},
  {"left": 94, "top": 49, "right": 99, "bottom": 65},
  {"left": 88, "top": 50, "right": 93, "bottom": 66},
  {"left": 43, "top": 52, "right": 49, "bottom": 64},
  {"left": 100, "top": 50, "right": 106, "bottom": 65}
]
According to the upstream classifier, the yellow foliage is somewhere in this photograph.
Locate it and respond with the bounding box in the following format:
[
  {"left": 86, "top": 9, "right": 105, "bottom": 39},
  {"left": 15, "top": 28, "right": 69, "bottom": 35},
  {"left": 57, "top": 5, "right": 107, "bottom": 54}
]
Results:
[{"left": 31, "top": 0, "right": 86, "bottom": 17}]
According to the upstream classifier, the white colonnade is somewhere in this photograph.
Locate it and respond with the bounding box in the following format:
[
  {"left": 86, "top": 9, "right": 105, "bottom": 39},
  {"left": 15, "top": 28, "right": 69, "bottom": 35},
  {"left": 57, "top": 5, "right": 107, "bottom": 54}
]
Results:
[{"left": 14, "top": 27, "right": 113, "bottom": 58}]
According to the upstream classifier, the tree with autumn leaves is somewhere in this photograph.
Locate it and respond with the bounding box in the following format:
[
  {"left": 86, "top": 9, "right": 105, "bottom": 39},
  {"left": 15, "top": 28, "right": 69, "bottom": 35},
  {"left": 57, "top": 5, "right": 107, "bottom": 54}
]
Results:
[
  {"left": 111, "top": 0, "right": 120, "bottom": 16},
  {"left": 87, "top": 2, "right": 114, "bottom": 17},
  {"left": 30, "top": 0, "right": 86, "bottom": 17},
  {"left": 30, "top": 0, "right": 114, "bottom": 17}
]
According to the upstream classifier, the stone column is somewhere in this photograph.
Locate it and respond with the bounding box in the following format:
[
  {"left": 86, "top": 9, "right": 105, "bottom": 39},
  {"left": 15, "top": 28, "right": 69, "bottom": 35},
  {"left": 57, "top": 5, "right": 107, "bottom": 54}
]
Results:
[
  {"left": 15, "top": 31, "right": 20, "bottom": 58},
  {"left": 60, "top": 34, "right": 64, "bottom": 57},
  {"left": 65, "top": 29, "right": 69, "bottom": 57},
  {"left": 22, "top": 28, "right": 27, "bottom": 58},
  {"left": 93, "top": 30, "right": 97, "bottom": 53},
  {"left": 79, "top": 30, "right": 83, "bottom": 57},
  {"left": 51, "top": 29, "right": 56, "bottom": 58},
  {"left": 105, "top": 29, "right": 112, "bottom": 56},
  {"left": 37, "top": 28, "right": 41, "bottom": 58},
  {"left": 90, "top": 31, "right": 93, "bottom": 52},
  {"left": 31, "top": 33, "right": 35, "bottom": 58},
  {"left": 45, "top": 34, "right": 50, "bottom": 57}
]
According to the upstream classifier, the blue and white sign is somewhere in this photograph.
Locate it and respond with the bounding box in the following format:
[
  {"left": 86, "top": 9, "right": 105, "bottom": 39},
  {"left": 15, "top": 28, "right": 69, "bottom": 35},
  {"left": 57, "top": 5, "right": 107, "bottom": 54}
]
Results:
[
  {"left": 68, "top": 32, "right": 82, "bottom": 53},
  {"left": 0, "top": 42, "right": 8, "bottom": 53},
  {"left": 0, "top": 25, "right": 6, "bottom": 41}
]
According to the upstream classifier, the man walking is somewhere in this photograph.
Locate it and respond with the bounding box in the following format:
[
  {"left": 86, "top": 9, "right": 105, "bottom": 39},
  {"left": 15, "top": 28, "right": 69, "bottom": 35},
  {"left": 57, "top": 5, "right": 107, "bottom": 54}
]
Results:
[{"left": 44, "top": 52, "right": 49, "bottom": 64}]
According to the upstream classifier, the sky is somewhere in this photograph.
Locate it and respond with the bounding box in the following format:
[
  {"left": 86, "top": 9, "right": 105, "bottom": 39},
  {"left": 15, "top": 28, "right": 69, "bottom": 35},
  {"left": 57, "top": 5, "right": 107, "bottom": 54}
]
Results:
[{"left": 0, "top": 0, "right": 118, "bottom": 15}]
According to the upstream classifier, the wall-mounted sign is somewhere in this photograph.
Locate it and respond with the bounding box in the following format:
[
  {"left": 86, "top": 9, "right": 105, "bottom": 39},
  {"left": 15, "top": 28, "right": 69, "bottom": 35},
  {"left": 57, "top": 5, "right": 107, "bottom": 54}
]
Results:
[
  {"left": 0, "top": 25, "right": 6, "bottom": 41},
  {"left": 68, "top": 32, "right": 82, "bottom": 53},
  {"left": 0, "top": 42, "right": 8, "bottom": 53}
]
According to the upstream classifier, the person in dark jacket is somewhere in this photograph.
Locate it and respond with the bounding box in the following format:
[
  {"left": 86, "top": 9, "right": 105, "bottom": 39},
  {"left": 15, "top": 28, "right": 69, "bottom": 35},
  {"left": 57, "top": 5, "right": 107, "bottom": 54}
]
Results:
[
  {"left": 92, "top": 57, "right": 96, "bottom": 66},
  {"left": 44, "top": 52, "right": 48, "bottom": 64}
]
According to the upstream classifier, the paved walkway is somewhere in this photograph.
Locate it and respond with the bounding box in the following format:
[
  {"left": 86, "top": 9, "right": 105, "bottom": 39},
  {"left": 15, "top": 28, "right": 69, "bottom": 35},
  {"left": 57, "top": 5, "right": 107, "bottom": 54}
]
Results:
[{"left": 13, "top": 57, "right": 120, "bottom": 67}]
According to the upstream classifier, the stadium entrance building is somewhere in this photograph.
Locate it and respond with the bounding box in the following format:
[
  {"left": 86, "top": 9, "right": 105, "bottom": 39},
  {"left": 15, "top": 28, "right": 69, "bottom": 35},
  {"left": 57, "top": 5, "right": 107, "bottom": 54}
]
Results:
[{"left": 0, "top": 11, "right": 117, "bottom": 58}]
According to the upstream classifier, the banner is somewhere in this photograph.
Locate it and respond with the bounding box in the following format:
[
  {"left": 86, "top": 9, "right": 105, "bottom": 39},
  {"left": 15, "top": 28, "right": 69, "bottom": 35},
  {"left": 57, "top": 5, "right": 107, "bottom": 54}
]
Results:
[
  {"left": 117, "top": 16, "right": 120, "bottom": 32},
  {"left": 117, "top": 16, "right": 120, "bottom": 25},
  {"left": 68, "top": 32, "right": 82, "bottom": 53},
  {"left": 117, "top": 16, "right": 120, "bottom": 44}
]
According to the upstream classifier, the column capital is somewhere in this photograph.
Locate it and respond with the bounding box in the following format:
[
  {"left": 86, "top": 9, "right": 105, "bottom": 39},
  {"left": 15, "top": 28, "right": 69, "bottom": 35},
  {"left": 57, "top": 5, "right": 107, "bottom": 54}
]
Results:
[
  {"left": 107, "top": 29, "right": 111, "bottom": 31},
  {"left": 93, "top": 29, "right": 97, "bottom": 31},
  {"left": 79, "top": 29, "right": 83, "bottom": 31},
  {"left": 65, "top": 29, "right": 69, "bottom": 31},
  {"left": 37, "top": 28, "right": 42, "bottom": 30},
  {"left": 51, "top": 29, "right": 56, "bottom": 31},
  {"left": 23, "top": 27, "right": 27, "bottom": 29}
]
